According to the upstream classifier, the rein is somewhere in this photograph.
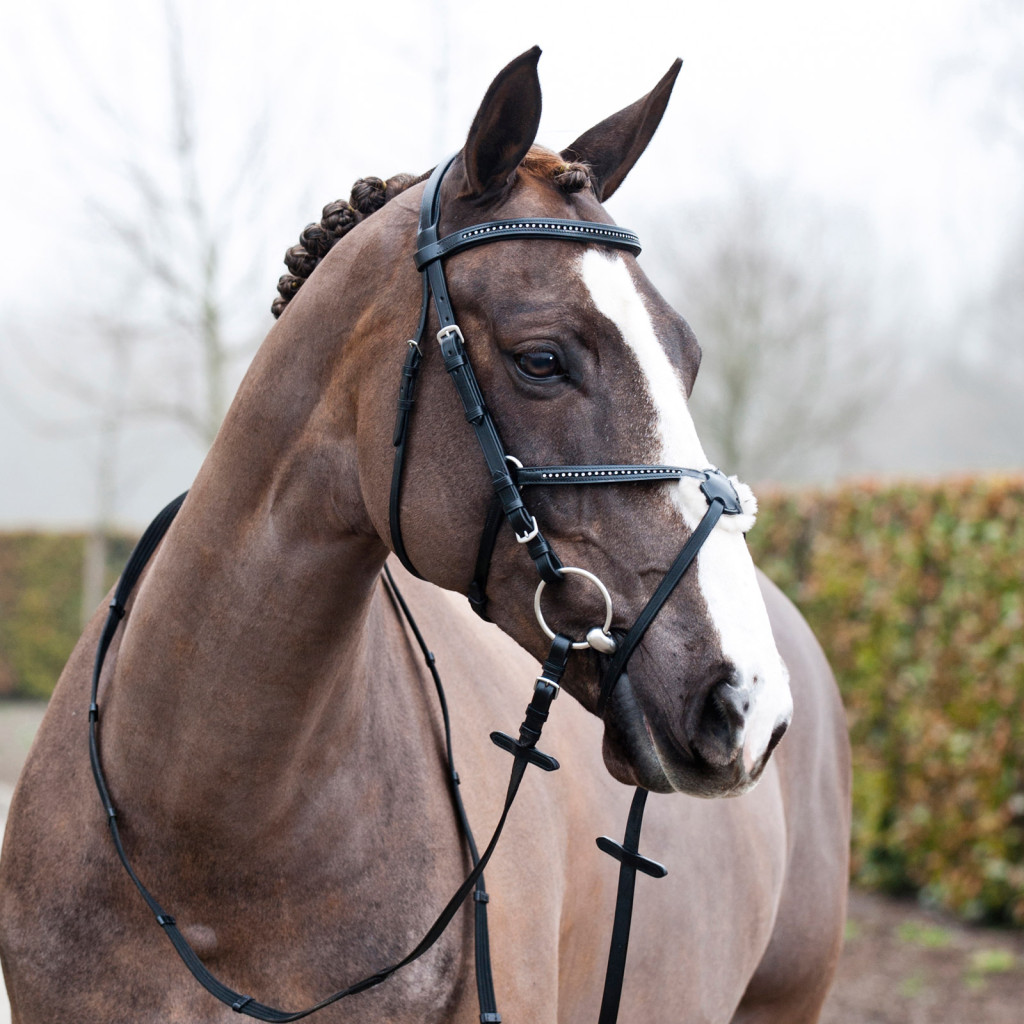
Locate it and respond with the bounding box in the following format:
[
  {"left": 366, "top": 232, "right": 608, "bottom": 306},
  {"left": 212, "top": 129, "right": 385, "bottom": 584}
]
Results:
[
  {"left": 89, "top": 494, "right": 577, "bottom": 1021},
  {"left": 89, "top": 155, "right": 746, "bottom": 1022}
]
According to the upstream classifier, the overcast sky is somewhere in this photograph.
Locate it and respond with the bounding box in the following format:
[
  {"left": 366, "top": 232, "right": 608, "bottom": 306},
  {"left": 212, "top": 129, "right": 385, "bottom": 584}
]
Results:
[{"left": 0, "top": 0, "right": 1019, "bottom": 527}]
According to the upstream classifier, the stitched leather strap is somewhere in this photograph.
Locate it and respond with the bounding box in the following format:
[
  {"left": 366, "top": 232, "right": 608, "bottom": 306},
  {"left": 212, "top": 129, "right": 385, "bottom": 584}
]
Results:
[
  {"left": 597, "top": 498, "right": 725, "bottom": 714},
  {"left": 415, "top": 218, "right": 641, "bottom": 269},
  {"left": 516, "top": 465, "right": 706, "bottom": 487},
  {"left": 465, "top": 465, "right": 706, "bottom": 621},
  {"left": 596, "top": 788, "right": 666, "bottom": 1024},
  {"left": 416, "top": 156, "right": 563, "bottom": 585},
  {"left": 89, "top": 500, "right": 566, "bottom": 1022}
]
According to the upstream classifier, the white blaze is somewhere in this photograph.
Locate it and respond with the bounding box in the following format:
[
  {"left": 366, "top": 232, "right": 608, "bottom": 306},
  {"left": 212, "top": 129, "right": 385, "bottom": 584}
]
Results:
[{"left": 578, "top": 250, "right": 792, "bottom": 769}]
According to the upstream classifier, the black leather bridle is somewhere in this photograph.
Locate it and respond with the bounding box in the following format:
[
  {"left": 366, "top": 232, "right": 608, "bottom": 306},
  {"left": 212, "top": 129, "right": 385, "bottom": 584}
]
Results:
[
  {"left": 87, "top": 154, "right": 749, "bottom": 1024},
  {"left": 390, "top": 153, "right": 746, "bottom": 713}
]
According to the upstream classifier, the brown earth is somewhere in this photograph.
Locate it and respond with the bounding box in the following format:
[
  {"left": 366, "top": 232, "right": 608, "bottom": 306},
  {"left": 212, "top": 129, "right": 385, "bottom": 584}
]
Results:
[
  {"left": 823, "top": 888, "right": 1024, "bottom": 1024},
  {"left": 1, "top": 701, "right": 1022, "bottom": 1021}
]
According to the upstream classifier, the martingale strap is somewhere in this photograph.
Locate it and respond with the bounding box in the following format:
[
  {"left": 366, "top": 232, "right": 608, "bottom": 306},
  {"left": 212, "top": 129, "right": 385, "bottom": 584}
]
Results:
[{"left": 596, "top": 788, "right": 667, "bottom": 1024}]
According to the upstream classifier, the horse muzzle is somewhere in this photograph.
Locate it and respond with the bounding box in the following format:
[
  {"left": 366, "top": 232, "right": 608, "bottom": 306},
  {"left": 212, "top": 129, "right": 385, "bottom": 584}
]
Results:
[{"left": 602, "top": 661, "right": 793, "bottom": 797}]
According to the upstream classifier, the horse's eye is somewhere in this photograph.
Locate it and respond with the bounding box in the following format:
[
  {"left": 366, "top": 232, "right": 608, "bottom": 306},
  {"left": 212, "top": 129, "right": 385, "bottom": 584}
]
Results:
[{"left": 516, "top": 350, "right": 564, "bottom": 380}]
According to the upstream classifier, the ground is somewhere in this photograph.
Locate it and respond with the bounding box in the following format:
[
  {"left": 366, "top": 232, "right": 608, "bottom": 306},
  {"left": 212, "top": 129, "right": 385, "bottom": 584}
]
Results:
[
  {"left": 824, "top": 888, "right": 1024, "bottom": 1024},
  {"left": 1, "top": 701, "right": 1022, "bottom": 1022}
]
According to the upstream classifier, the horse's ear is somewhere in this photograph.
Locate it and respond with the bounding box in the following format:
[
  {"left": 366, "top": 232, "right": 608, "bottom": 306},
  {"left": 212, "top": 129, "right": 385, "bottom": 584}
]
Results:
[
  {"left": 459, "top": 46, "right": 543, "bottom": 203},
  {"left": 561, "top": 59, "right": 683, "bottom": 202}
]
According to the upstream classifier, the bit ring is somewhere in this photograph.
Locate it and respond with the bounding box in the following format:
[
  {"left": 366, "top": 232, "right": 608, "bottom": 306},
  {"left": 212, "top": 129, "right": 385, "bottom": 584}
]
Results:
[{"left": 534, "top": 567, "right": 615, "bottom": 651}]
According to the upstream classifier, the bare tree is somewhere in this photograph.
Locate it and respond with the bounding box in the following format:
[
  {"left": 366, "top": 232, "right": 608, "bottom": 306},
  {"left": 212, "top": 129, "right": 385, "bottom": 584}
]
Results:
[
  {"left": 643, "top": 180, "right": 895, "bottom": 483},
  {"left": 989, "top": 218, "right": 1024, "bottom": 377},
  {"left": 79, "top": 1, "right": 272, "bottom": 449},
  {"left": 18, "top": 0, "right": 277, "bottom": 442},
  {"left": 8, "top": 0, "right": 278, "bottom": 617},
  {"left": 945, "top": 1, "right": 1024, "bottom": 404},
  {"left": 942, "top": 0, "right": 1024, "bottom": 156}
]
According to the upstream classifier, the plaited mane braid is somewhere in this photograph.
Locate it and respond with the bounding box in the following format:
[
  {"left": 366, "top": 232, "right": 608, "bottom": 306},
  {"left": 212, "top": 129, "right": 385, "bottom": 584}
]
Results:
[
  {"left": 271, "top": 172, "right": 420, "bottom": 318},
  {"left": 551, "top": 161, "right": 592, "bottom": 194},
  {"left": 271, "top": 160, "right": 592, "bottom": 318}
]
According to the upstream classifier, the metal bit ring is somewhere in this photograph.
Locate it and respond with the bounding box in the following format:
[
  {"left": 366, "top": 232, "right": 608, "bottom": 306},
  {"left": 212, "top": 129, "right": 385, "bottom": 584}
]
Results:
[{"left": 534, "top": 567, "right": 616, "bottom": 652}]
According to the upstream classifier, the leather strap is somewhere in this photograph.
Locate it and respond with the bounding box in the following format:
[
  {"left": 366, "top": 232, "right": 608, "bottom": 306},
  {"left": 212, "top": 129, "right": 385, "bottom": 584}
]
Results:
[
  {"left": 435, "top": 323, "right": 563, "bottom": 583},
  {"left": 464, "top": 465, "right": 719, "bottom": 622},
  {"left": 596, "top": 788, "right": 666, "bottom": 1024},
  {"left": 415, "top": 218, "right": 641, "bottom": 269},
  {"left": 415, "top": 156, "right": 563, "bottom": 585},
  {"left": 89, "top": 496, "right": 568, "bottom": 1021},
  {"left": 467, "top": 495, "right": 504, "bottom": 621},
  {"left": 381, "top": 567, "right": 499, "bottom": 1023},
  {"left": 597, "top": 495, "right": 727, "bottom": 714},
  {"left": 388, "top": 276, "right": 431, "bottom": 580},
  {"left": 516, "top": 465, "right": 706, "bottom": 487}
]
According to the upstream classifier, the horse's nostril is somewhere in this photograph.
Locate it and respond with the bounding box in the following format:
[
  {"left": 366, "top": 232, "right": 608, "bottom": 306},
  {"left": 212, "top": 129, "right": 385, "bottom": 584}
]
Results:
[
  {"left": 764, "top": 719, "right": 788, "bottom": 760},
  {"left": 695, "top": 679, "right": 748, "bottom": 766}
]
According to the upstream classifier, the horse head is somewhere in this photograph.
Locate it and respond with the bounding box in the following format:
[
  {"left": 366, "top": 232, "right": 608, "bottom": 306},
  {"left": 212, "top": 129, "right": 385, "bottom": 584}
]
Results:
[{"left": 279, "top": 48, "right": 792, "bottom": 798}]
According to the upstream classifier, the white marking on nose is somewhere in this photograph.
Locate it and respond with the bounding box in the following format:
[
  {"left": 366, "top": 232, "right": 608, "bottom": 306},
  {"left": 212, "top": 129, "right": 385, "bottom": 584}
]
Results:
[{"left": 577, "top": 250, "right": 792, "bottom": 767}]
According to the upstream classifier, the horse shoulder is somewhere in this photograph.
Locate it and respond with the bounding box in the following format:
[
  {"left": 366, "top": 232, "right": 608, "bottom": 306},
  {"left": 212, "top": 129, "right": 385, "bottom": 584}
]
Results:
[{"left": 729, "top": 570, "right": 852, "bottom": 1022}]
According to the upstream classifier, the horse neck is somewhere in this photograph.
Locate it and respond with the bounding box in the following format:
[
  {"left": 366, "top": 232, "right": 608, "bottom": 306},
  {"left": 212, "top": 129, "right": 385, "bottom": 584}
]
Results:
[{"left": 102, "top": 211, "right": 427, "bottom": 837}]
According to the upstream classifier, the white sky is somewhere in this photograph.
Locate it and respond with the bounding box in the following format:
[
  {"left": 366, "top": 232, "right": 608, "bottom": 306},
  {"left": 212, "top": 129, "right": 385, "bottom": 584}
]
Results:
[{"left": 0, "top": 0, "right": 1019, "bottom": 527}]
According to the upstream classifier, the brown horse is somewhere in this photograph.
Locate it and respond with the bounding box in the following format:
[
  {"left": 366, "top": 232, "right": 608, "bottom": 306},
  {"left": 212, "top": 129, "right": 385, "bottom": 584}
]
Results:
[{"left": 0, "top": 49, "right": 850, "bottom": 1023}]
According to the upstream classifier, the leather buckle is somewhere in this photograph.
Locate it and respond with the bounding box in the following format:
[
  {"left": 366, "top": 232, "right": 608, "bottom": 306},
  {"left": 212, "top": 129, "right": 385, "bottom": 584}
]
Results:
[
  {"left": 536, "top": 673, "right": 560, "bottom": 699},
  {"left": 515, "top": 515, "right": 540, "bottom": 544},
  {"left": 436, "top": 324, "right": 465, "bottom": 346}
]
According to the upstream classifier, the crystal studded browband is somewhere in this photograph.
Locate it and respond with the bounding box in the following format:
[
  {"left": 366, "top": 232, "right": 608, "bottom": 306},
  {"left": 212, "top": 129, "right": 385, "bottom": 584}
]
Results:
[{"left": 414, "top": 218, "right": 642, "bottom": 269}]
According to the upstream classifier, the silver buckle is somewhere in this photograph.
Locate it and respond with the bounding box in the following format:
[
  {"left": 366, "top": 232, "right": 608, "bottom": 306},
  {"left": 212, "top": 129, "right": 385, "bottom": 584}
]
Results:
[
  {"left": 436, "top": 324, "right": 464, "bottom": 346},
  {"left": 515, "top": 515, "right": 540, "bottom": 544},
  {"left": 535, "top": 674, "right": 561, "bottom": 699},
  {"left": 406, "top": 338, "right": 422, "bottom": 354}
]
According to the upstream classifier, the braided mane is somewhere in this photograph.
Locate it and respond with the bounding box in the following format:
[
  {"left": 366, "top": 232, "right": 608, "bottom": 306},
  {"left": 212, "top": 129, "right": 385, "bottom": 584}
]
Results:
[{"left": 271, "top": 158, "right": 594, "bottom": 318}]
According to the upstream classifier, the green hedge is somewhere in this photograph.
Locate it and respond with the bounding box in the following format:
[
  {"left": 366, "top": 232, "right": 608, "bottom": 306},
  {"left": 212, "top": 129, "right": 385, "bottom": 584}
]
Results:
[
  {"left": 0, "top": 534, "right": 134, "bottom": 699},
  {"left": 2, "top": 477, "right": 1022, "bottom": 923},
  {"left": 748, "top": 475, "right": 1024, "bottom": 925}
]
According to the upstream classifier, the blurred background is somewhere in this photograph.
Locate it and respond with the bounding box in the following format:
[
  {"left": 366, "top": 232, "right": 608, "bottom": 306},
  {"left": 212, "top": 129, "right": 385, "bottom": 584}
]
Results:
[
  {"left": 1, "top": 1, "right": 1022, "bottom": 1021},
  {"left": 2, "top": 0, "right": 1022, "bottom": 534}
]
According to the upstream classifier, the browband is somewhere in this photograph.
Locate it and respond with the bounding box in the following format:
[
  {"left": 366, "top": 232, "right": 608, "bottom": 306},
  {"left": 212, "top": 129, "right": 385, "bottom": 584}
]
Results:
[
  {"left": 415, "top": 219, "right": 641, "bottom": 269},
  {"left": 515, "top": 465, "right": 706, "bottom": 487}
]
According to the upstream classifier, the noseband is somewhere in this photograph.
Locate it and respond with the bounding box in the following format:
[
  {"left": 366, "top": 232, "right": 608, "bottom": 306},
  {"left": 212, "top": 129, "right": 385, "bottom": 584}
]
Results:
[{"left": 390, "top": 154, "right": 745, "bottom": 712}]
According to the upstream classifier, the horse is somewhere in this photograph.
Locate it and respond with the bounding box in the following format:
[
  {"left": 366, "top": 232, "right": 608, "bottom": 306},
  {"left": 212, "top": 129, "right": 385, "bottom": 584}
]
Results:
[{"left": 0, "top": 47, "right": 850, "bottom": 1023}]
